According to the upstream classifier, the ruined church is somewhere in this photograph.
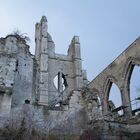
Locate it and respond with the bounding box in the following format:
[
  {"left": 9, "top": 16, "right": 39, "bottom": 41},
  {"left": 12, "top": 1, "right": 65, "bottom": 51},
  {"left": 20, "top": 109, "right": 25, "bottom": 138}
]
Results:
[{"left": 0, "top": 16, "right": 140, "bottom": 139}]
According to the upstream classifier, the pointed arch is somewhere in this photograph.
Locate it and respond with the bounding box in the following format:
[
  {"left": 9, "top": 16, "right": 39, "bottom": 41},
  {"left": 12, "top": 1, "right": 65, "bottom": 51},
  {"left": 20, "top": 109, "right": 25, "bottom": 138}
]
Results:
[
  {"left": 103, "top": 75, "right": 118, "bottom": 103},
  {"left": 103, "top": 76, "right": 122, "bottom": 115},
  {"left": 130, "top": 66, "right": 140, "bottom": 114},
  {"left": 123, "top": 57, "right": 140, "bottom": 81},
  {"left": 91, "top": 88, "right": 102, "bottom": 110},
  {"left": 82, "top": 87, "right": 100, "bottom": 101},
  {"left": 82, "top": 87, "right": 102, "bottom": 111},
  {"left": 123, "top": 57, "right": 140, "bottom": 116}
]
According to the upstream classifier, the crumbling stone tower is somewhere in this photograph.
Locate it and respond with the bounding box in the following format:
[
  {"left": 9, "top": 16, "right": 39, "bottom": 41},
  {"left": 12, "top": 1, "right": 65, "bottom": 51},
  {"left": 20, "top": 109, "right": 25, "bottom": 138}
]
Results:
[
  {"left": 35, "top": 16, "right": 87, "bottom": 106},
  {"left": 0, "top": 16, "right": 87, "bottom": 116}
]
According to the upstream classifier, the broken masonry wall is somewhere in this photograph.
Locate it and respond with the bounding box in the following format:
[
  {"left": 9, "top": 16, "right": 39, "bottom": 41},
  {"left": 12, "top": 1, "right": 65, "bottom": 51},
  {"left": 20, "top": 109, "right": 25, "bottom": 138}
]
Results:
[
  {"left": 12, "top": 42, "right": 34, "bottom": 108},
  {"left": 0, "top": 35, "right": 34, "bottom": 115}
]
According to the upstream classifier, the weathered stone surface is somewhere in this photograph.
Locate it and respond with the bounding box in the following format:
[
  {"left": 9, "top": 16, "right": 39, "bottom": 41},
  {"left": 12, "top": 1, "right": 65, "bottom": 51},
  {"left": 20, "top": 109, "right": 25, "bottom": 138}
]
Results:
[
  {"left": 0, "top": 16, "right": 139, "bottom": 140},
  {"left": 88, "top": 37, "right": 140, "bottom": 118}
]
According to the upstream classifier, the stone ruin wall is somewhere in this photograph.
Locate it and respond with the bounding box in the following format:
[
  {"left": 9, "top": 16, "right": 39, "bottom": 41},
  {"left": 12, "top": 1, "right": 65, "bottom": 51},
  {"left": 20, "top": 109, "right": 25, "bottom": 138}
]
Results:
[
  {"left": 0, "top": 16, "right": 89, "bottom": 117},
  {"left": 34, "top": 16, "right": 88, "bottom": 107},
  {"left": 0, "top": 35, "right": 33, "bottom": 116},
  {"left": 0, "top": 16, "right": 139, "bottom": 139},
  {"left": 88, "top": 37, "right": 140, "bottom": 119}
]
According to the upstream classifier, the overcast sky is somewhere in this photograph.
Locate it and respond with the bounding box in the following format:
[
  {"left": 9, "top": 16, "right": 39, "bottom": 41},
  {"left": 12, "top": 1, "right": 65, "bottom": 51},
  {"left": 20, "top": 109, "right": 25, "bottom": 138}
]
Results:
[{"left": 0, "top": 0, "right": 140, "bottom": 107}]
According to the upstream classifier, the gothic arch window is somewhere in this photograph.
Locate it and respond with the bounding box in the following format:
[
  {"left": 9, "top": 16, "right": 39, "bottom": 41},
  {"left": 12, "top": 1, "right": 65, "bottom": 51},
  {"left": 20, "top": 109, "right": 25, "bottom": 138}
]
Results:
[
  {"left": 127, "top": 64, "right": 140, "bottom": 116},
  {"left": 104, "top": 78, "right": 123, "bottom": 115},
  {"left": 54, "top": 72, "right": 68, "bottom": 92},
  {"left": 91, "top": 89, "right": 102, "bottom": 110},
  {"left": 123, "top": 58, "right": 140, "bottom": 116},
  {"left": 123, "top": 57, "right": 140, "bottom": 79},
  {"left": 53, "top": 72, "right": 68, "bottom": 104},
  {"left": 109, "top": 83, "right": 123, "bottom": 115}
]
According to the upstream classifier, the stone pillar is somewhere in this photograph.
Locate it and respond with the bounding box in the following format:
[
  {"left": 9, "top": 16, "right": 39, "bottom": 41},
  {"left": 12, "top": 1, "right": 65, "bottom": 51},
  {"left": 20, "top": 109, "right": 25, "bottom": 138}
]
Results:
[
  {"left": 35, "top": 23, "right": 41, "bottom": 63},
  {"left": 82, "top": 70, "right": 88, "bottom": 86},
  {"left": 58, "top": 72, "right": 63, "bottom": 102},
  {"left": 121, "top": 85, "right": 132, "bottom": 118},
  {"left": 47, "top": 33, "right": 55, "bottom": 57},
  {"left": 38, "top": 16, "right": 49, "bottom": 105},
  {"left": 58, "top": 72, "right": 63, "bottom": 93},
  {"left": 102, "top": 94, "right": 109, "bottom": 116},
  {"left": 71, "top": 36, "right": 83, "bottom": 89}
]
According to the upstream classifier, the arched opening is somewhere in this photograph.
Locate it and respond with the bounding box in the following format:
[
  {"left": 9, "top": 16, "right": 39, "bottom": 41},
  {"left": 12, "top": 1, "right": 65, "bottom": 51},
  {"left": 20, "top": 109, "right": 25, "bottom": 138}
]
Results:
[
  {"left": 108, "top": 83, "right": 123, "bottom": 115},
  {"left": 130, "top": 65, "right": 140, "bottom": 116},
  {"left": 97, "top": 95, "right": 102, "bottom": 111},
  {"left": 53, "top": 72, "right": 68, "bottom": 92},
  {"left": 104, "top": 79, "right": 124, "bottom": 118},
  {"left": 53, "top": 72, "right": 68, "bottom": 106}
]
